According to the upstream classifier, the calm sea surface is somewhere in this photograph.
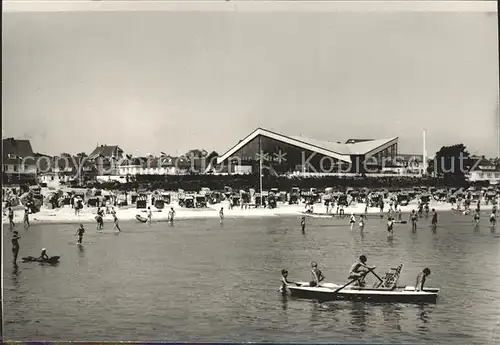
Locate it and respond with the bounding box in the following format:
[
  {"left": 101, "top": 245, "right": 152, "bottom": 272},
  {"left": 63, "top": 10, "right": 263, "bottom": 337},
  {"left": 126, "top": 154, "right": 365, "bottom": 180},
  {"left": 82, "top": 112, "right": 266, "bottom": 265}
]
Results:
[{"left": 3, "top": 211, "right": 500, "bottom": 344}]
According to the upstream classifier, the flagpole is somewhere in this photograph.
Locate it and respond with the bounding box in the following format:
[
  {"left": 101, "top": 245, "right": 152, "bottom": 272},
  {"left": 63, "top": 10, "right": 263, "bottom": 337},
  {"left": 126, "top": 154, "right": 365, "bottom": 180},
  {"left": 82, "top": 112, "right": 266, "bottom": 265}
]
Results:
[{"left": 259, "top": 136, "right": 263, "bottom": 203}]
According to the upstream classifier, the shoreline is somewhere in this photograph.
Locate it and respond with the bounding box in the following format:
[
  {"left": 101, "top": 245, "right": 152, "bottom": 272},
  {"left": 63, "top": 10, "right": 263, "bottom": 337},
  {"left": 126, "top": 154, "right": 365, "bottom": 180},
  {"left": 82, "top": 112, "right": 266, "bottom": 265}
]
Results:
[{"left": 2, "top": 201, "right": 494, "bottom": 226}]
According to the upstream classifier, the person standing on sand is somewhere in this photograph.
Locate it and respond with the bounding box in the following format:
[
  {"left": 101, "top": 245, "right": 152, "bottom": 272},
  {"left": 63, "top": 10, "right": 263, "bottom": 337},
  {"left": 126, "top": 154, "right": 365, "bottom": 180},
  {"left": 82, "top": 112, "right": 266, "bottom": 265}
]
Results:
[
  {"left": 219, "top": 207, "right": 224, "bottom": 224},
  {"left": 147, "top": 207, "right": 152, "bottom": 225},
  {"left": 12, "top": 231, "right": 20, "bottom": 263},
  {"left": 168, "top": 207, "right": 176, "bottom": 224},
  {"left": 8, "top": 207, "right": 15, "bottom": 229},
  {"left": 23, "top": 206, "right": 30, "bottom": 228}
]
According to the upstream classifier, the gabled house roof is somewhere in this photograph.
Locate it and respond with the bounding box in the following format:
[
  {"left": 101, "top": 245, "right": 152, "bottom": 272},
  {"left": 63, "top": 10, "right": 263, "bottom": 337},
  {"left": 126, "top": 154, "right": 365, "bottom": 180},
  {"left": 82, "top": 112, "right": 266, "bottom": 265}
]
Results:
[
  {"left": 2, "top": 138, "right": 35, "bottom": 164},
  {"left": 216, "top": 128, "right": 398, "bottom": 164},
  {"left": 88, "top": 145, "right": 124, "bottom": 159},
  {"left": 470, "top": 156, "right": 499, "bottom": 171}
]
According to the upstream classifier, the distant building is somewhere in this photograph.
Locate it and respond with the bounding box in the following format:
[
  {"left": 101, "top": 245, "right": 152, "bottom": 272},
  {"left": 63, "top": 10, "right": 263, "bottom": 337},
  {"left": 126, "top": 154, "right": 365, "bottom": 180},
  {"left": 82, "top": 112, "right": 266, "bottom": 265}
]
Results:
[
  {"left": 2, "top": 138, "right": 37, "bottom": 185},
  {"left": 118, "top": 156, "right": 208, "bottom": 176},
  {"left": 37, "top": 154, "right": 96, "bottom": 185},
  {"left": 215, "top": 128, "right": 399, "bottom": 175},
  {"left": 467, "top": 156, "right": 500, "bottom": 183},
  {"left": 381, "top": 154, "right": 426, "bottom": 175},
  {"left": 88, "top": 145, "right": 125, "bottom": 175}
]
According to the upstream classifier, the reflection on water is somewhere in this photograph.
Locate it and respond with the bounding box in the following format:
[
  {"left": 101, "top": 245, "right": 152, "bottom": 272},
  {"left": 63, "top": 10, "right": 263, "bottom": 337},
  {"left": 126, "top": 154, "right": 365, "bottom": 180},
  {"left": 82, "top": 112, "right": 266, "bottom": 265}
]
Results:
[{"left": 3, "top": 212, "right": 500, "bottom": 344}]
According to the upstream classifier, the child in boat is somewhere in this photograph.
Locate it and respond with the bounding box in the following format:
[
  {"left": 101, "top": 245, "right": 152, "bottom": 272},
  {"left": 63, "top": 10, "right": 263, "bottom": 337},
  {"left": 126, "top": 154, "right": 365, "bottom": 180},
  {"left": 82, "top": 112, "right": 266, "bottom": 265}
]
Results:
[
  {"left": 415, "top": 268, "right": 431, "bottom": 291},
  {"left": 280, "top": 269, "right": 295, "bottom": 293},
  {"left": 310, "top": 261, "right": 325, "bottom": 287}
]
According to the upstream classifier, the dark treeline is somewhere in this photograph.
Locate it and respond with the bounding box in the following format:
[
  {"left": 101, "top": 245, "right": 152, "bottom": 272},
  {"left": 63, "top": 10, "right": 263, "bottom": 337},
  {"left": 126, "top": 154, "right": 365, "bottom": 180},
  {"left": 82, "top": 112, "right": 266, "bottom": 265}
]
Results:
[{"left": 85, "top": 173, "right": 486, "bottom": 192}]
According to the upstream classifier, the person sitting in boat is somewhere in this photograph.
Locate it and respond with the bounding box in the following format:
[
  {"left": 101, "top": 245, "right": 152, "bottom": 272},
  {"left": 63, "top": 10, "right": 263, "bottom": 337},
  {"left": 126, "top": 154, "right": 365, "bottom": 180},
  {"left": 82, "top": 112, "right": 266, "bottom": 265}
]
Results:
[
  {"left": 349, "top": 255, "right": 372, "bottom": 287},
  {"left": 280, "top": 269, "right": 295, "bottom": 293},
  {"left": 39, "top": 248, "right": 49, "bottom": 261},
  {"left": 310, "top": 261, "right": 325, "bottom": 287},
  {"left": 415, "top": 268, "right": 431, "bottom": 291}
]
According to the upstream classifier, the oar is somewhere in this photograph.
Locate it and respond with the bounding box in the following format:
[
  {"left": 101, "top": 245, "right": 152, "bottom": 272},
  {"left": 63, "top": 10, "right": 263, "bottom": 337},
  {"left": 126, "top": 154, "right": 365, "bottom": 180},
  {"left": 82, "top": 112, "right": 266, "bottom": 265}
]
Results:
[{"left": 329, "top": 266, "right": 377, "bottom": 294}]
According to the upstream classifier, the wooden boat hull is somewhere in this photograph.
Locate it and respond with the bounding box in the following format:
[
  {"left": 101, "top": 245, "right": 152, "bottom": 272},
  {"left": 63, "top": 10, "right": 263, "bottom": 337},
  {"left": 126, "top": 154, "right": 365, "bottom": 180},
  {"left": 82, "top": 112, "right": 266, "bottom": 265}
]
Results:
[
  {"left": 287, "top": 282, "right": 439, "bottom": 304},
  {"left": 135, "top": 214, "right": 148, "bottom": 223}
]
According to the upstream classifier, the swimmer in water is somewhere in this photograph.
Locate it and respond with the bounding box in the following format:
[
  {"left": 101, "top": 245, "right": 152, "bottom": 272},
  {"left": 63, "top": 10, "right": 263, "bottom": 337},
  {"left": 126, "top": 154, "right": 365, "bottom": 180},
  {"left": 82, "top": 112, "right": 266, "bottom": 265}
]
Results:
[
  {"left": 431, "top": 209, "right": 438, "bottom": 228},
  {"left": 489, "top": 211, "right": 496, "bottom": 226},
  {"left": 8, "top": 207, "right": 15, "bottom": 229},
  {"left": 23, "top": 206, "right": 30, "bottom": 228},
  {"left": 113, "top": 214, "right": 121, "bottom": 232},
  {"left": 300, "top": 216, "right": 306, "bottom": 232},
  {"left": 147, "top": 207, "right": 152, "bottom": 226}
]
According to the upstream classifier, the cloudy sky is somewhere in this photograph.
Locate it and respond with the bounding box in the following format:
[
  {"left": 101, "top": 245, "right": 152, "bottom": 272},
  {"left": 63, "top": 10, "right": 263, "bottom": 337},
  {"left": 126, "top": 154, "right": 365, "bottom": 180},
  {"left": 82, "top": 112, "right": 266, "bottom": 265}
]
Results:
[{"left": 2, "top": 2, "right": 499, "bottom": 157}]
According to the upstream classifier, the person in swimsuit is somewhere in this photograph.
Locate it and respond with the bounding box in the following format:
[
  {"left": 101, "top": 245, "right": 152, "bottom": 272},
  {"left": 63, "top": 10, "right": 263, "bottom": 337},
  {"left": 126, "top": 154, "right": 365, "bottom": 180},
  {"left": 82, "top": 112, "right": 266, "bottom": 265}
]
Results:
[
  {"left": 431, "top": 209, "right": 438, "bottom": 227},
  {"left": 349, "top": 255, "right": 372, "bottom": 287},
  {"left": 310, "top": 261, "right": 325, "bottom": 287},
  {"left": 493, "top": 205, "right": 498, "bottom": 215},
  {"left": 424, "top": 203, "right": 430, "bottom": 218},
  {"left": 147, "top": 207, "right": 152, "bottom": 225},
  {"left": 489, "top": 212, "right": 496, "bottom": 226},
  {"left": 12, "top": 231, "right": 21, "bottom": 262},
  {"left": 23, "top": 206, "right": 30, "bottom": 228},
  {"left": 76, "top": 224, "right": 85, "bottom": 244},
  {"left": 415, "top": 268, "right": 431, "bottom": 291},
  {"left": 473, "top": 210, "right": 480, "bottom": 226},
  {"left": 168, "top": 207, "right": 176, "bottom": 224},
  {"left": 39, "top": 248, "right": 49, "bottom": 261},
  {"left": 280, "top": 269, "right": 295, "bottom": 293},
  {"left": 219, "top": 207, "right": 224, "bottom": 224},
  {"left": 8, "top": 207, "right": 15, "bottom": 229},
  {"left": 300, "top": 216, "right": 306, "bottom": 232},
  {"left": 113, "top": 214, "right": 121, "bottom": 232},
  {"left": 387, "top": 217, "right": 395, "bottom": 237},
  {"left": 349, "top": 213, "right": 356, "bottom": 230},
  {"left": 358, "top": 214, "right": 365, "bottom": 231},
  {"left": 410, "top": 210, "right": 418, "bottom": 231}
]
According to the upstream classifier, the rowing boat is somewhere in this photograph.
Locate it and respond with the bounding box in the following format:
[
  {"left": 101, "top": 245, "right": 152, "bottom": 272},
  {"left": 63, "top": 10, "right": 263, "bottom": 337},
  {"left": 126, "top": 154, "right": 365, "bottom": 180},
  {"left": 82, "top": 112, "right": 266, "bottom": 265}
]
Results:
[
  {"left": 282, "top": 264, "right": 439, "bottom": 304},
  {"left": 135, "top": 214, "right": 148, "bottom": 223}
]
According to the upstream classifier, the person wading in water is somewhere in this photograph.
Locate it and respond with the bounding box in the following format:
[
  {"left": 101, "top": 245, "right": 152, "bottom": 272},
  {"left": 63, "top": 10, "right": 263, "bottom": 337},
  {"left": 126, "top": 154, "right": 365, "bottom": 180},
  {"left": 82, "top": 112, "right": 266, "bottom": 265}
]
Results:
[
  {"left": 12, "top": 231, "right": 21, "bottom": 263},
  {"left": 76, "top": 224, "right": 85, "bottom": 244}
]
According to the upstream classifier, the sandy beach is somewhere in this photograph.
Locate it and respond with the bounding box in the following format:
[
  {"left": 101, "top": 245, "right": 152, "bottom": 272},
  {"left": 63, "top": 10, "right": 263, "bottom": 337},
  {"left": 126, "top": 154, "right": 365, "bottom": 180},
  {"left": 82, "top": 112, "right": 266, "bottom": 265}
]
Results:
[{"left": 2, "top": 199, "right": 494, "bottom": 226}]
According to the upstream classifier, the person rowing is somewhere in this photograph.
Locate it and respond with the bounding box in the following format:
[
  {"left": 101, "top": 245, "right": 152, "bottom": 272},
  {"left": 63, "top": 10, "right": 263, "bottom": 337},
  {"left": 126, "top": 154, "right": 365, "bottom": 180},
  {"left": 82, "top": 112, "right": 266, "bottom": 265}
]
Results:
[
  {"left": 310, "top": 261, "right": 325, "bottom": 287},
  {"left": 348, "top": 255, "right": 373, "bottom": 287},
  {"left": 415, "top": 268, "right": 431, "bottom": 291}
]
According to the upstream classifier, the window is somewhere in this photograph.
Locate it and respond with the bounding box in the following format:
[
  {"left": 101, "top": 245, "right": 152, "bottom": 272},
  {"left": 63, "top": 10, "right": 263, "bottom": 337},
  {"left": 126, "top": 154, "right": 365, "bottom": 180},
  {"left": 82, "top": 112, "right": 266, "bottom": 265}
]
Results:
[{"left": 8, "top": 154, "right": 16, "bottom": 159}]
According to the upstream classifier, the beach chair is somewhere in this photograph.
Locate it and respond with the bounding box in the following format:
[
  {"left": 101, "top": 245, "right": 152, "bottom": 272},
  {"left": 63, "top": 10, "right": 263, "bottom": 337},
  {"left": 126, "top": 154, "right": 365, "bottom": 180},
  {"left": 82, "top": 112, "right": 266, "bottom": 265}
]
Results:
[{"left": 374, "top": 264, "right": 403, "bottom": 290}]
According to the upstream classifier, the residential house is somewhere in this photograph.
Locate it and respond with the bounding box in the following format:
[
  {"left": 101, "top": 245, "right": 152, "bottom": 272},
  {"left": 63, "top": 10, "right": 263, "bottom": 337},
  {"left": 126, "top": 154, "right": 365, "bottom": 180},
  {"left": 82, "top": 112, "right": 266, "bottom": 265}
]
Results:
[
  {"left": 38, "top": 154, "right": 97, "bottom": 185},
  {"left": 2, "top": 138, "right": 37, "bottom": 185},
  {"left": 118, "top": 156, "right": 194, "bottom": 176},
  {"left": 467, "top": 156, "right": 500, "bottom": 183},
  {"left": 88, "top": 145, "right": 125, "bottom": 176}
]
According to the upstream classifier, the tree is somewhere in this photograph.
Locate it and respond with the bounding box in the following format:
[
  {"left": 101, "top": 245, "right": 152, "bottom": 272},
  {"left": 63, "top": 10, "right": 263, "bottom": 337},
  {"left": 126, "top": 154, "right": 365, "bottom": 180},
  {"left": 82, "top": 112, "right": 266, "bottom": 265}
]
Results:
[
  {"left": 185, "top": 149, "right": 208, "bottom": 159},
  {"left": 76, "top": 152, "right": 87, "bottom": 158},
  {"left": 427, "top": 144, "right": 471, "bottom": 181},
  {"left": 206, "top": 150, "right": 219, "bottom": 162}
]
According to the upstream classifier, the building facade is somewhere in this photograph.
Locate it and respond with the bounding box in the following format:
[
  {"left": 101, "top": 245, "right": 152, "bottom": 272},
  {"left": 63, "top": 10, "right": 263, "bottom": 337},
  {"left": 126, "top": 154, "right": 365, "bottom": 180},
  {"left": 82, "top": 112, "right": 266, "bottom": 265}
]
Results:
[
  {"left": 2, "top": 138, "right": 37, "bottom": 185},
  {"left": 215, "top": 128, "right": 399, "bottom": 175},
  {"left": 87, "top": 145, "right": 125, "bottom": 175},
  {"left": 467, "top": 157, "right": 500, "bottom": 183}
]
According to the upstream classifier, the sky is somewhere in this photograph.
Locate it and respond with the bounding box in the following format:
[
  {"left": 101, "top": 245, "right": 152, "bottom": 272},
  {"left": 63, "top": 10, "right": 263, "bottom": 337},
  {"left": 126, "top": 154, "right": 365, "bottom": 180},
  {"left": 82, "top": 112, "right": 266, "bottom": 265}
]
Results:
[{"left": 2, "top": 3, "right": 499, "bottom": 158}]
